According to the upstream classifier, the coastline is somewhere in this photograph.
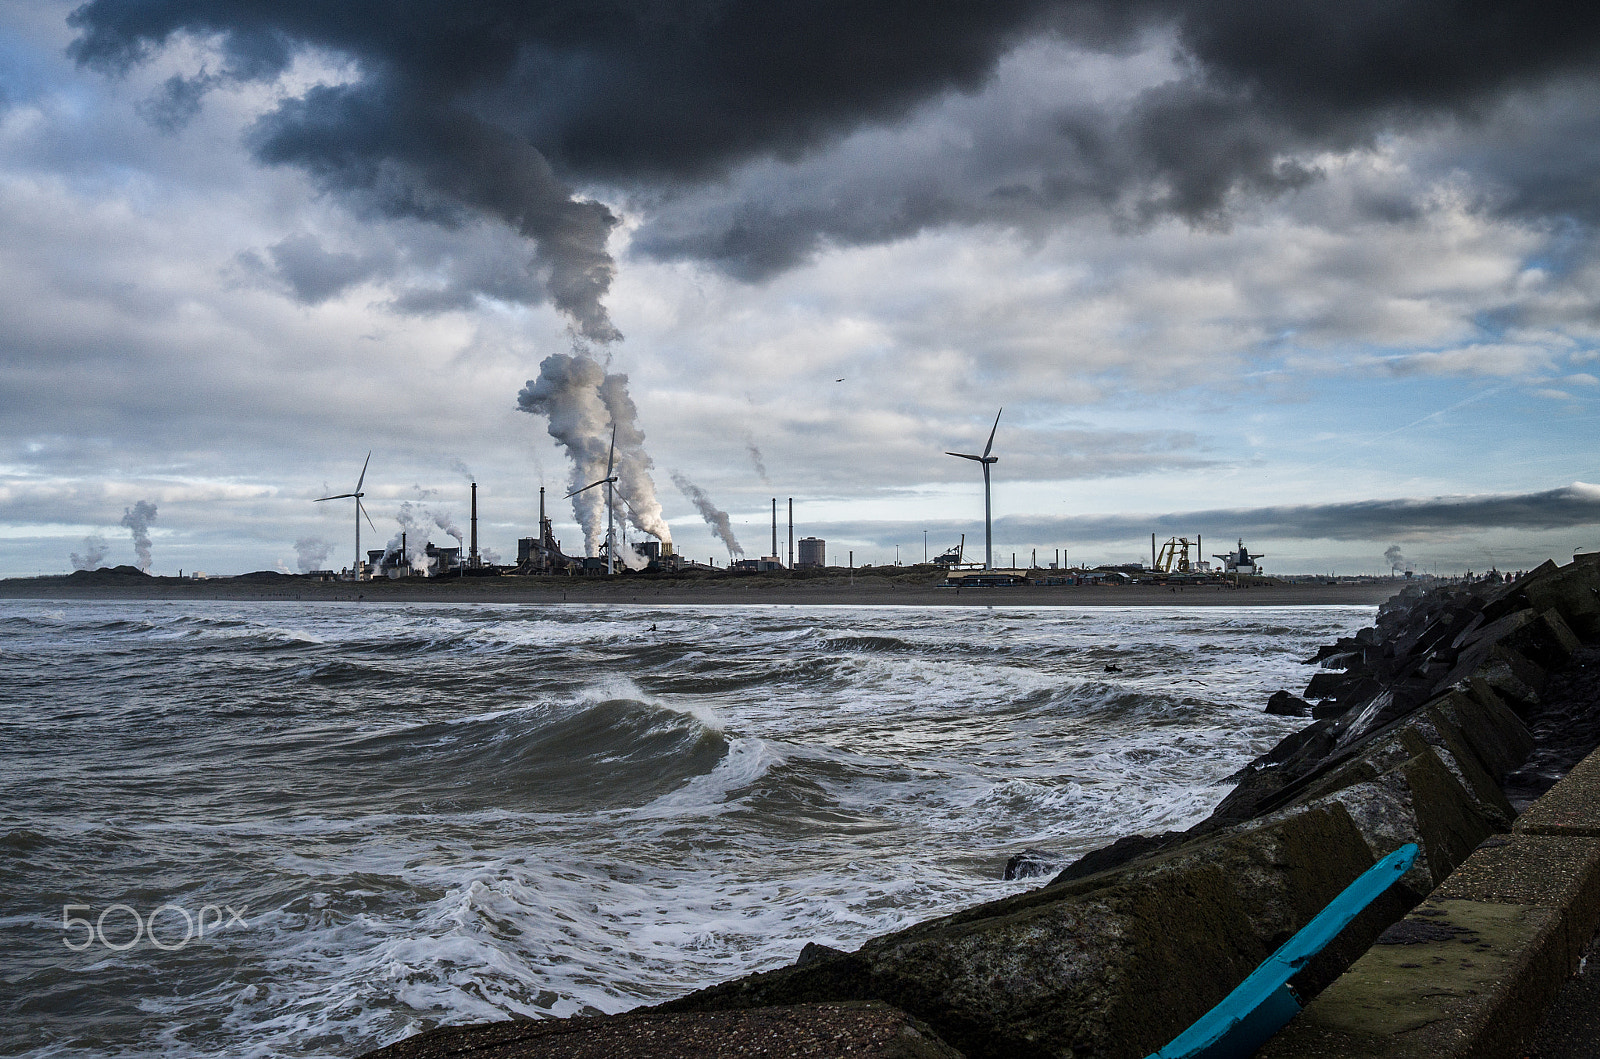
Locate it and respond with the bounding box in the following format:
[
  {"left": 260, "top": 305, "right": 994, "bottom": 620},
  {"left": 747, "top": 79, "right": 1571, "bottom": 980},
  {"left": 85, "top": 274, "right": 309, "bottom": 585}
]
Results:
[{"left": 0, "top": 573, "right": 1405, "bottom": 607}]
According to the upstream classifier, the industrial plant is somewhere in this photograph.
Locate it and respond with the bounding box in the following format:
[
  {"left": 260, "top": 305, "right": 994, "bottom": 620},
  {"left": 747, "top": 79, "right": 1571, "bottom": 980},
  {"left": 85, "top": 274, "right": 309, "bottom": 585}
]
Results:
[{"left": 301, "top": 407, "right": 1273, "bottom": 589}]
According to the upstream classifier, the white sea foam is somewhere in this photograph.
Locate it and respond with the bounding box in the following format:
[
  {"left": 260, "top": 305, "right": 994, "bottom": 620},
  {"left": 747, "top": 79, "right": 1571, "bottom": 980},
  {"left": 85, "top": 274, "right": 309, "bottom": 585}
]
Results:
[{"left": 0, "top": 599, "right": 1372, "bottom": 1059}]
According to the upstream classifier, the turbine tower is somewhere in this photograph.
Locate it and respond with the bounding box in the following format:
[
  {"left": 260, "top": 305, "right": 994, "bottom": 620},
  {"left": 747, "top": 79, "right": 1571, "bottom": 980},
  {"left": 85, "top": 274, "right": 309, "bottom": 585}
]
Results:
[
  {"left": 315, "top": 451, "right": 377, "bottom": 579},
  {"left": 946, "top": 409, "right": 1002, "bottom": 570},
  {"left": 566, "top": 426, "right": 619, "bottom": 575}
]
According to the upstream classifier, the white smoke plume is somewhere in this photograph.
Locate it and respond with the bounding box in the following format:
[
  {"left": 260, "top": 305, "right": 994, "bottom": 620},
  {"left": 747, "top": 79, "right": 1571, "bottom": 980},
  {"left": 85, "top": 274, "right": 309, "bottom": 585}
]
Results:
[
  {"left": 743, "top": 432, "right": 770, "bottom": 484},
  {"left": 597, "top": 371, "right": 672, "bottom": 545},
  {"left": 432, "top": 509, "right": 465, "bottom": 547},
  {"left": 615, "top": 543, "right": 650, "bottom": 571},
  {"left": 70, "top": 535, "right": 108, "bottom": 571},
  {"left": 449, "top": 458, "right": 475, "bottom": 483},
  {"left": 386, "top": 501, "right": 450, "bottom": 574},
  {"left": 516, "top": 350, "right": 673, "bottom": 556},
  {"left": 671, "top": 471, "right": 744, "bottom": 557},
  {"left": 120, "top": 500, "right": 157, "bottom": 573},
  {"left": 1384, "top": 544, "right": 1411, "bottom": 573},
  {"left": 294, "top": 536, "right": 332, "bottom": 573}
]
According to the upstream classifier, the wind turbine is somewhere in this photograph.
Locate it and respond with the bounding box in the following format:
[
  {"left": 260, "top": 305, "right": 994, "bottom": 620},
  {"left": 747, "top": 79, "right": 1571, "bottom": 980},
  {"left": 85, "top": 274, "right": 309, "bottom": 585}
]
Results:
[
  {"left": 566, "top": 426, "right": 619, "bottom": 575},
  {"left": 946, "top": 409, "right": 1002, "bottom": 570},
  {"left": 316, "top": 452, "right": 377, "bottom": 579}
]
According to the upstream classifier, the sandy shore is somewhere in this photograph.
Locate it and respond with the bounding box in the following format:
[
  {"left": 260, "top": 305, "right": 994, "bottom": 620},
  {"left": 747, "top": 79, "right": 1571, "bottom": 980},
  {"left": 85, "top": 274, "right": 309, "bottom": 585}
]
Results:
[{"left": 0, "top": 572, "right": 1404, "bottom": 607}]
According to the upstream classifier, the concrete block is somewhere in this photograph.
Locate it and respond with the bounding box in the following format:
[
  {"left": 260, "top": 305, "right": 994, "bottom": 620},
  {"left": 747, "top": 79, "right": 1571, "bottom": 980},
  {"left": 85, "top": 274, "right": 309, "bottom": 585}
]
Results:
[
  {"left": 660, "top": 807, "right": 1392, "bottom": 1059},
  {"left": 1432, "top": 685, "right": 1534, "bottom": 783},
  {"left": 1515, "top": 747, "right": 1600, "bottom": 838},
  {"left": 1522, "top": 561, "right": 1600, "bottom": 641},
  {"left": 1504, "top": 609, "right": 1582, "bottom": 671},
  {"left": 1261, "top": 827, "right": 1600, "bottom": 1058}
]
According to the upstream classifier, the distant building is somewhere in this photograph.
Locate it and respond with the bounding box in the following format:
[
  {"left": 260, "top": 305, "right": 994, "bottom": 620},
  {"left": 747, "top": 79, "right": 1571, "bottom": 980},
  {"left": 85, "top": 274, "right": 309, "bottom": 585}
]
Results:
[
  {"left": 365, "top": 541, "right": 461, "bottom": 578},
  {"left": 731, "top": 556, "right": 785, "bottom": 572},
  {"left": 796, "top": 537, "right": 825, "bottom": 568}
]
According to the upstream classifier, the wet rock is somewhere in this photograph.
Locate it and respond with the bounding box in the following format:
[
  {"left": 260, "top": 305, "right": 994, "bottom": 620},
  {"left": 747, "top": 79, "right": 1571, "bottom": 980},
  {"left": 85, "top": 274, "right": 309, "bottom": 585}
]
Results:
[
  {"left": 796, "top": 943, "right": 850, "bottom": 967},
  {"left": 1266, "top": 691, "right": 1312, "bottom": 717},
  {"left": 1002, "top": 849, "right": 1065, "bottom": 881},
  {"left": 1049, "top": 832, "right": 1182, "bottom": 883},
  {"left": 360, "top": 1002, "right": 965, "bottom": 1059},
  {"left": 658, "top": 807, "right": 1400, "bottom": 1059}
]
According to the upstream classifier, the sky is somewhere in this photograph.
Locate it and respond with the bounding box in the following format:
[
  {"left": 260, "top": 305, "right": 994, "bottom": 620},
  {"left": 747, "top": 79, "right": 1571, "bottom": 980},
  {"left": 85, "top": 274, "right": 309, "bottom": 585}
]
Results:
[{"left": 5, "top": 0, "right": 1600, "bottom": 577}]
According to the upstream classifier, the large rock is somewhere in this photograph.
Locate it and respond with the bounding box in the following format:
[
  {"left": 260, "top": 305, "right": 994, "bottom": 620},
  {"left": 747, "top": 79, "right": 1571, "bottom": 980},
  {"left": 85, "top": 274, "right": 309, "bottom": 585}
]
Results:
[
  {"left": 359, "top": 1002, "right": 965, "bottom": 1059},
  {"left": 658, "top": 807, "right": 1407, "bottom": 1059},
  {"left": 1521, "top": 558, "right": 1600, "bottom": 640}
]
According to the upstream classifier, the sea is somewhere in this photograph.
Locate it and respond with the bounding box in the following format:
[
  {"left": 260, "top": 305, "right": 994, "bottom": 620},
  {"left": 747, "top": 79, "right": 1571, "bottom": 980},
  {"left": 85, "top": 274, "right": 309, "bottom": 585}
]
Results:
[{"left": 0, "top": 600, "right": 1373, "bottom": 1058}]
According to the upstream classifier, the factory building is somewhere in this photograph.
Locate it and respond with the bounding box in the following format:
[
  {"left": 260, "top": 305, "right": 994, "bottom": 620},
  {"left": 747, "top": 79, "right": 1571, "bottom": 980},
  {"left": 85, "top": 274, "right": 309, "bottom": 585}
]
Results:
[
  {"left": 796, "top": 537, "right": 826, "bottom": 568},
  {"left": 731, "top": 556, "right": 785, "bottom": 572},
  {"left": 365, "top": 537, "right": 461, "bottom": 578}
]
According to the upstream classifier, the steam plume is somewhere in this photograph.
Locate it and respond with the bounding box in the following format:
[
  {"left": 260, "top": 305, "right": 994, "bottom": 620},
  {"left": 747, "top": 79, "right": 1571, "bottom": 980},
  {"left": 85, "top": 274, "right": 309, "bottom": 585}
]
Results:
[
  {"left": 1384, "top": 544, "right": 1411, "bottom": 573},
  {"left": 120, "top": 500, "right": 157, "bottom": 573},
  {"left": 449, "top": 458, "right": 475, "bottom": 483},
  {"left": 385, "top": 500, "right": 460, "bottom": 573},
  {"left": 671, "top": 472, "right": 744, "bottom": 557},
  {"left": 597, "top": 371, "right": 672, "bottom": 545},
  {"left": 70, "top": 535, "right": 108, "bottom": 571},
  {"left": 516, "top": 351, "right": 673, "bottom": 556},
  {"left": 294, "top": 536, "right": 332, "bottom": 573},
  {"left": 432, "top": 509, "right": 465, "bottom": 547}
]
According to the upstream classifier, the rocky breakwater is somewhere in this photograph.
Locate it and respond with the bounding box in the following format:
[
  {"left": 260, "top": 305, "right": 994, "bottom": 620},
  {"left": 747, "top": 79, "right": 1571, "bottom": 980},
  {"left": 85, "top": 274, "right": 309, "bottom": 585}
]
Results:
[{"left": 362, "top": 558, "right": 1600, "bottom": 1059}]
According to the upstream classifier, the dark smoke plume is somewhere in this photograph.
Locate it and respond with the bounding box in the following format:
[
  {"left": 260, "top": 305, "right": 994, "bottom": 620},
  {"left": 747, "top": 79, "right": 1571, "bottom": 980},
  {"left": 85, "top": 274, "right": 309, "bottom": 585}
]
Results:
[
  {"left": 671, "top": 471, "right": 744, "bottom": 557},
  {"left": 120, "top": 500, "right": 157, "bottom": 573},
  {"left": 743, "top": 433, "right": 771, "bottom": 484},
  {"left": 70, "top": 535, "right": 108, "bottom": 571}
]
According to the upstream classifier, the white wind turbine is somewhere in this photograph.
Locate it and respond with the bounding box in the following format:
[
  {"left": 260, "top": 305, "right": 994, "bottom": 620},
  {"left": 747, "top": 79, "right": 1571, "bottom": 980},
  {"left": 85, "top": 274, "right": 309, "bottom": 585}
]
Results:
[
  {"left": 315, "top": 451, "right": 377, "bottom": 579},
  {"left": 946, "top": 409, "right": 1002, "bottom": 570},
  {"left": 565, "top": 426, "right": 619, "bottom": 575}
]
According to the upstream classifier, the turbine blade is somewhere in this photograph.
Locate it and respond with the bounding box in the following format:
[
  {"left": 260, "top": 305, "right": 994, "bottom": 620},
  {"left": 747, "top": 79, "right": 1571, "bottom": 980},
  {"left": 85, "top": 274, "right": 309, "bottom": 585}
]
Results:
[
  {"left": 316, "top": 493, "right": 355, "bottom": 502},
  {"left": 565, "top": 479, "right": 605, "bottom": 499},
  {"left": 359, "top": 498, "right": 377, "bottom": 533},
  {"left": 606, "top": 424, "right": 617, "bottom": 477},
  {"left": 946, "top": 451, "right": 983, "bottom": 462},
  {"left": 355, "top": 451, "right": 371, "bottom": 493},
  {"left": 982, "top": 408, "right": 1002, "bottom": 459}
]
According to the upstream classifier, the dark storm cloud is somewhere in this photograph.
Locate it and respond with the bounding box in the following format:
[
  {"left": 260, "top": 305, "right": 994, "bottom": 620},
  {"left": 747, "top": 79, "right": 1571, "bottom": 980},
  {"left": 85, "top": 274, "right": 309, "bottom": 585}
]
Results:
[
  {"left": 66, "top": 1, "right": 1600, "bottom": 288},
  {"left": 998, "top": 483, "right": 1600, "bottom": 544},
  {"left": 807, "top": 484, "right": 1600, "bottom": 552}
]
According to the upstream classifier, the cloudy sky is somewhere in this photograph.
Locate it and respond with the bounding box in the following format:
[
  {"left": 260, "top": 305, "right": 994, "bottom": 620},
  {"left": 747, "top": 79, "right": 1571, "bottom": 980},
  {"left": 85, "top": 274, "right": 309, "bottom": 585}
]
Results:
[{"left": 5, "top": 0, "right": 1600, "bottom": 577}]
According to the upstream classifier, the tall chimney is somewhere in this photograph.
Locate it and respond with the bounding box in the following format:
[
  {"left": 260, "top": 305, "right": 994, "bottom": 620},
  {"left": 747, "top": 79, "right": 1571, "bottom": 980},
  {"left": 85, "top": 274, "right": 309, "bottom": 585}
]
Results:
[
  {"left": 470, "top": 481, "right": 479, "bottom": 567},
  {"left": 788, "top": 498, "right": 794, "bottom": 569},
  {"left": 771, "top": 498, "right": 777, "bottom": 560}
]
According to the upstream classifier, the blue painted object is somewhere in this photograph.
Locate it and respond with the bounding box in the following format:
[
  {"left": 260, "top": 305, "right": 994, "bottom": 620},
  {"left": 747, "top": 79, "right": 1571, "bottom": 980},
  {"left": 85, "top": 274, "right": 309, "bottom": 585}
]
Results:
[{"left": 1145, "top": 842, "right": 1420, "bottom": 1059}]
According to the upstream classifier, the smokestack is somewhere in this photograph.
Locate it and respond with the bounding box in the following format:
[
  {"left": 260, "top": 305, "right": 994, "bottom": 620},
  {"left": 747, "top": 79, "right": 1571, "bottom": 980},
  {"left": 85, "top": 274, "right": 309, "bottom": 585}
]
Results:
[
  {"left": 788, "top": 498, "right": 793, "bottom": 569},
  {"left": 1152, "top": 533, "right": 1157, "bottom": 570},
  {"left": 470, "top": 481, "right": 479, "bottom": 567},
  {"left": 771, "top": 498, "right": 777, "bottom": 561}
]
